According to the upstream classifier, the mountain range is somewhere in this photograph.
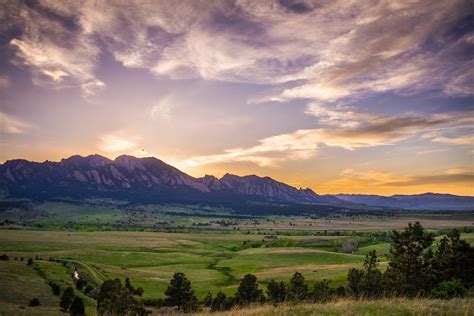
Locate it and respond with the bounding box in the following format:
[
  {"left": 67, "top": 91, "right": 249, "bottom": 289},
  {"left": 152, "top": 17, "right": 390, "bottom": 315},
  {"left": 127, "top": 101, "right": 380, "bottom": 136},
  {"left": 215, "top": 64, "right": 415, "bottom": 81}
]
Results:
[{"left": 0, "top": 154, "right": 472, "bottom": 211}]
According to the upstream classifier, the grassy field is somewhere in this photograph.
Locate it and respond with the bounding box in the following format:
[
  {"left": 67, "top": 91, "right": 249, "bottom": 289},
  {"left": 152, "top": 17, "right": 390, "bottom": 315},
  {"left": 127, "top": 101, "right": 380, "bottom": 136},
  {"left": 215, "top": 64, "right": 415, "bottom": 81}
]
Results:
[
  {"left": 205, "top": 298, "right": 473, "bottom": 316},
  {"left": 0, "top": 203, "right": 473, "bottom": 315},
  {"left": 0, "top": 226, "right": 473, "bottom": 315},
  {"left": 2, "top": 201, "right": 474, "bottom": 232}
]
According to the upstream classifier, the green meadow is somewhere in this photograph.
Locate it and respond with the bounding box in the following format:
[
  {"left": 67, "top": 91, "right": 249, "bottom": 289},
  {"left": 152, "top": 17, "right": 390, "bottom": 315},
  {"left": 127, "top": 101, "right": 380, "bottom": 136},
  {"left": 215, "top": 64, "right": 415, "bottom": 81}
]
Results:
[{"left": 1, "top": 227, "right": 473, "bottom": 315}]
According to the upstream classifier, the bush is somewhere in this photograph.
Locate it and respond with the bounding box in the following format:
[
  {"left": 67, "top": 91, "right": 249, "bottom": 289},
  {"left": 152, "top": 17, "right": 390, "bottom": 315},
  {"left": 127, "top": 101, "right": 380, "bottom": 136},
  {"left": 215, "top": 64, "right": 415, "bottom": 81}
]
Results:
[
  {"left": 429, "top": 280, "right": 467, "bottom": 299},
  {"left": 0, "top": 254, "right": 9, "bottom": 261},
  {"left": 29, "top": 298, "right": 40, "bottom": 307},
  {"left": 27, "top": 258, "right": 34, "bottom": 265}
]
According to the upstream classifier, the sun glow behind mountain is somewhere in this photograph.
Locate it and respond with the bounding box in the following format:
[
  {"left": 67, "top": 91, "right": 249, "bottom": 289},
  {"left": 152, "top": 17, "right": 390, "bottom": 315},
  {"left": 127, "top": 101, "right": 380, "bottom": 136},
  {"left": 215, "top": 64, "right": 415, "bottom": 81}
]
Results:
[{"left": 0, "top": 0, "right": 473, "bottom": 195}]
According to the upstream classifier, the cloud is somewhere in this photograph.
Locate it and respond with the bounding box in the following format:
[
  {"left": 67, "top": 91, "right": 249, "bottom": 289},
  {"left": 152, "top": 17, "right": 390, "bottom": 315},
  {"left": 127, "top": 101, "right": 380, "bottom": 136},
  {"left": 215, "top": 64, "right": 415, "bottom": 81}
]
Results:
[
  {"left": 150, "top": 96, "right": 174, "bottom": 120},
  {"left": 5, "top": 0, "right": 471, "bottom": 101},
  {"left": 183, "top": 111, "right": 471, "bottom": 167},
  {"left": 98, "top": 130, "right": 140, "bottom": 153},
  {"left": 7, "top": 2, "right": 104, "bottom": 96},
  {"left": 0, "top": 112, "right": 29, "bottom": 134},
  {"left": 321, "top": 168, "right": 474, "bottom": 193}
]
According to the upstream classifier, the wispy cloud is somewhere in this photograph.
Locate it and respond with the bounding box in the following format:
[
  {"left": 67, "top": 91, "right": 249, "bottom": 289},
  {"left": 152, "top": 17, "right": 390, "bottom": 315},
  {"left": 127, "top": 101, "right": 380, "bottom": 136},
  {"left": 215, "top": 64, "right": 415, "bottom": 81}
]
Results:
[
  {"left": 7, "top": 2, "right": 104, "bottom": 96},
  {"left": 321, "top": 168, "right": 474, "bottom": 194},
  {"left": 150, "top": 96, "right": 174, "bottom": 121},
  {"left": 98, "top": 130, "right": 140, "bottom": 153},
  {"left": 184, "top": 111, "right": 472, "bottom": 167},
  {"left": 0, "top": 112, "right": 30, "bottom": 134}
]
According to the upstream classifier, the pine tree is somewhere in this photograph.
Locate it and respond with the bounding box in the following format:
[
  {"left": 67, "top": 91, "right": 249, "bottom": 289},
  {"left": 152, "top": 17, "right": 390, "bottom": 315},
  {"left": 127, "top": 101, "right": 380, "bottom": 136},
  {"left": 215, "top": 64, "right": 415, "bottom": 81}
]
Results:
[
  {"left": 312, "top": 279, "right": 333, "bottom": 302},
  {"left": 384, "top": 222, "right": 434, "bottom": 296},
  {"left": 431, "top": 229, "right": 474, "bottom": 288},
  {"left": 235, "top": 274, "right": 263, "bottom": 305},
  {"left": 361, "top": 250, "right": 382, "bottom": 298},
  {"left": 348, "top": 268, "right": 365, "bottom": 298},
  {"left": 165, "top": 272, "right": 198, "bottom": 312},
  {"left": 287, "top": 272, "right": 307, "bottom": 301},
  {"left": 266, "top": 279, "right": 286, "bottom": 304},
  {"left": 97, "top": 278, "right": 147, "bottom": 316}
]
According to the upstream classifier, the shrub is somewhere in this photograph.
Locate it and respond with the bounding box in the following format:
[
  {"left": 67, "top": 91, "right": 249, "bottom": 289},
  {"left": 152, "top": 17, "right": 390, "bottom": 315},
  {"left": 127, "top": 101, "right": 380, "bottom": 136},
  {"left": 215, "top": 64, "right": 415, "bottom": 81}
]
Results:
[
  {"left": 0, "top": 254, "right": 9, "bottom": 261},
  {"left": 429, "top": 280, "right": 467, "bottom": 299},
  {"left": 70, "top": 296, "right": 85, "bottom": 316}
]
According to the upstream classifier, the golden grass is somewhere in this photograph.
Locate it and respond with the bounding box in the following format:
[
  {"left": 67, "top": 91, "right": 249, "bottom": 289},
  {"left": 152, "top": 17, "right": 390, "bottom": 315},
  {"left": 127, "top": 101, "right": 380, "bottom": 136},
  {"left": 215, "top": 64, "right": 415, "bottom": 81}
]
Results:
[{"left": 193, "top": 297, "right": 473, "bottom": 316}]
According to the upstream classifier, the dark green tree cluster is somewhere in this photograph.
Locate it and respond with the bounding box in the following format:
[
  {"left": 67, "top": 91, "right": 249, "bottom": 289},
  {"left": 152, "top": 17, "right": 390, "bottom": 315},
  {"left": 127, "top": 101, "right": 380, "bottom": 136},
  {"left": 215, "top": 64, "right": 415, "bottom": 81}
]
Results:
[
  {"left": 348, "top": 223, "right": 473, "bottom": 299},
  {"left": 60, "top": 286, "right": 85, "bottom": 316},
  {"left": 97, "top": 278, "right": 147, "bottom": 316}
]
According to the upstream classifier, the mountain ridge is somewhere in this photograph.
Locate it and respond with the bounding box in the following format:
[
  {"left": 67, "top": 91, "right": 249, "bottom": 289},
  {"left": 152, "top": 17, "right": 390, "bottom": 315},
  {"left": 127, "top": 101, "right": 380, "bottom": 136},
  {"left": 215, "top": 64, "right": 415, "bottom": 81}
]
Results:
[{"left": 0, "top": 154, "right": 472, "bottom": 211}]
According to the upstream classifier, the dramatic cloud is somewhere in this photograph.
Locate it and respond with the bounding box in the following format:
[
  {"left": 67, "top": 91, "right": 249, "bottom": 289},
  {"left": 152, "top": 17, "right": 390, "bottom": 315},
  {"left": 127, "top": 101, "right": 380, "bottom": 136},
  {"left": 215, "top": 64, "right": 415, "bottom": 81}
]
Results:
[{"left": 4, "top": 0, "right": 472, "bottom": 100}]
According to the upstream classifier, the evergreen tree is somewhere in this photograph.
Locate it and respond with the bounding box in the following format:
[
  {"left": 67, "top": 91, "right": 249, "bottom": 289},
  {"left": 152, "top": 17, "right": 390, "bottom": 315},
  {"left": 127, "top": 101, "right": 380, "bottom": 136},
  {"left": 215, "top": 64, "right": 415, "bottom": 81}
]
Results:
[
  {"left": 312, "top": 279, "right": 333, "bottom": 303},
  {"left": 235, "top": 274, "right": 263, "bottom": 305},
  {"left": 266, "top": 279, "right": 286, "bottom": 304},
  {"left": 361, "top": 250, "right": 382, "bottom": 298},
  {"left": 287, "top": 272, "right": 308, "bottom": 301},
  {"left": 384, "top": 222, "right": 434, "bottom": 296},
  {"left": 97, "top": 278, "right": 147, "bottom": 316},
  {"left": 210, "top": 291, "right": 232, "bottom": 312},
  {"left": 60, "top": 287, "right": 76, "bottom": 312},
  {"left": 70, "top": 296, "right": 85, "bottom": 316},
  {"left": 347, "top": 268, "right": 364, "bottom": 298},
  {"left": 431, "top": 229, "right": 474, "bottom": 288},
  {"left": 164, "top": 272, "right": 198, "bottom": 312}
]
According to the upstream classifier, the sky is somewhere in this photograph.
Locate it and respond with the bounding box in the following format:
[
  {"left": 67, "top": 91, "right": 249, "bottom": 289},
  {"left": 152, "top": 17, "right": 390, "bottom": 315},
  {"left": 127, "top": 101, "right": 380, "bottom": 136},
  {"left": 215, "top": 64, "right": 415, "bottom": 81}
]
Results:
[{"left": 0, "top": 0, "right": 473, "bottom": 196}]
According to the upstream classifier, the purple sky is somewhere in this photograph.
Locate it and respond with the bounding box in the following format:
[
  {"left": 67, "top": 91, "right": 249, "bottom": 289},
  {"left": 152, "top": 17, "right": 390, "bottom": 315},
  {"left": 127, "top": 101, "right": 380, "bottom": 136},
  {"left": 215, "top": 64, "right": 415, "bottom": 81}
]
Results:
[{"left": 0, "top": 0, "right": 473, "bottom": 195}]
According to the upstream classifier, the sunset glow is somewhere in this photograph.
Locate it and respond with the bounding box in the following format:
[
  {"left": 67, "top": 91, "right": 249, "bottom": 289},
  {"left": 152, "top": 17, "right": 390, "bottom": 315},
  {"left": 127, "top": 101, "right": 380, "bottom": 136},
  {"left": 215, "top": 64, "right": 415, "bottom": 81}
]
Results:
[{"left": 1, "top": 0, "right": 472, "bottom": 195}]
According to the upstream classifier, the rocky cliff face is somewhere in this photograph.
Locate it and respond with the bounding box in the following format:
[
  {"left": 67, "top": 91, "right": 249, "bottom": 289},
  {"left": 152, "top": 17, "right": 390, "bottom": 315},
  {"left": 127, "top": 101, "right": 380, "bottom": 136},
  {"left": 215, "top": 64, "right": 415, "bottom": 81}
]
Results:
[{"left": 0, "top": 154, "right": 329, "bottom": 203}]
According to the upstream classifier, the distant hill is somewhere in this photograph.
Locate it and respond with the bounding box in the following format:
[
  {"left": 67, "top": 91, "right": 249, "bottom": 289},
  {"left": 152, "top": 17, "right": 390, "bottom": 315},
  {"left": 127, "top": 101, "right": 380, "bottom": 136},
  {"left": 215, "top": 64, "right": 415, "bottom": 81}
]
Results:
[
  {"left": 0, "top": 154, "right": 472, "bottom": 211},
  {"left": 336, "top": 193, "right": 474, "bottom": 211}
]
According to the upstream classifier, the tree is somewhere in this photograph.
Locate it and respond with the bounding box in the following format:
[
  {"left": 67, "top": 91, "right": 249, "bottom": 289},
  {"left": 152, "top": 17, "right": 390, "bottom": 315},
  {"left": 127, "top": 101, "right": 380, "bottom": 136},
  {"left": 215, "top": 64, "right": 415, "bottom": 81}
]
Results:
[
  {"left": 287, "top": 272, "right": 308, "bottom": 301},
  {"left": 235, "top": 274, "right": 263, "bottom": 305},
  {"left": 361, "top": 250, "right": 382, "bottom": 298},
  {"left": 97, "top": 278, "right": 147, "bottom": 316},
  {"left": 312, "top": 279, "right": 333, "bottom": 303},
  {"left": 431, "top": 229, "right": 474, "bottom": 288},
  {"left": 165, "top": 272, "right": 198, "bottom": 312},
  {"left": 27, "top": 258, "right": 34, "bottom": 265},
  {"left": 211, "top": 291, "right": 233, "bottom": 312},
  {"left": 266, "top": 279, "right": 286, "bottom": 304},
  {"left": 60, "top": 287, "right": 76, "bottom": 312},
  {"left": 70, "top": 296, "right": 85, "bottom": 316},
  {"left": 384, "top": 222, "right": 434, "bottom": 296},
  {"left": 347, "top": 268, "right": 364, "bottom": 298}
]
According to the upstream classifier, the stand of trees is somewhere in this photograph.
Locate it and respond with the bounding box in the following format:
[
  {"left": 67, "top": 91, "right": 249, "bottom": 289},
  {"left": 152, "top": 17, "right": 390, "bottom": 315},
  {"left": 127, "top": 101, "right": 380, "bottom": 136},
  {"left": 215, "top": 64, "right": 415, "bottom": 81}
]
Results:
[{"left": 91, "top": 223, "right": 472, "bottom": 314}]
